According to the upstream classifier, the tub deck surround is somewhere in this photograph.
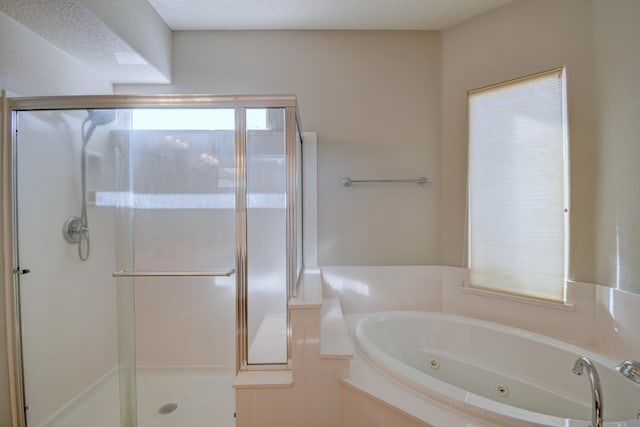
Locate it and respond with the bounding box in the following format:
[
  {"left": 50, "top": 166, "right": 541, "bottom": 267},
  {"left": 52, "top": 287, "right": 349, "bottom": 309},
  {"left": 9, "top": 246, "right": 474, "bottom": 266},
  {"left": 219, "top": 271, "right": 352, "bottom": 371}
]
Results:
[
  {"left": 235, "top": 266, "right": 640, "bottom": 426},
  {"left": 342, "top": 386, "right": 439, "bottom": 427}
]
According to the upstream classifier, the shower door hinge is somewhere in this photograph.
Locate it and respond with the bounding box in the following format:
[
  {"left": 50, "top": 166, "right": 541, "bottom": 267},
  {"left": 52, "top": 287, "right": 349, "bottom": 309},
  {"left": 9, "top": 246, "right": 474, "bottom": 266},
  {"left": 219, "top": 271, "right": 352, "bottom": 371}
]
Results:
[{"left": 14, "top": 267, "right": 30, "bottom": 275}]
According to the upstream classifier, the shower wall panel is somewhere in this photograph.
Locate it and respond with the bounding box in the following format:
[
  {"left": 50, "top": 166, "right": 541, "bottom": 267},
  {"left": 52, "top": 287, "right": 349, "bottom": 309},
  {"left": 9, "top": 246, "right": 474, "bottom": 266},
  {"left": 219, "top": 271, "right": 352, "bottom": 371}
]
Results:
[{"left": 16, "top": 110, "right": 119, "bottom": 426}]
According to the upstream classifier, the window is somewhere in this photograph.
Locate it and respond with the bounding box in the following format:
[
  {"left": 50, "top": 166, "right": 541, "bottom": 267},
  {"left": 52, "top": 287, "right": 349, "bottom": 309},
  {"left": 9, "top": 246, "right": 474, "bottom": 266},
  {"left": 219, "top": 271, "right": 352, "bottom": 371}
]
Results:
[{"left": 467, "top": 68, "right": 568, "bottom": 302}]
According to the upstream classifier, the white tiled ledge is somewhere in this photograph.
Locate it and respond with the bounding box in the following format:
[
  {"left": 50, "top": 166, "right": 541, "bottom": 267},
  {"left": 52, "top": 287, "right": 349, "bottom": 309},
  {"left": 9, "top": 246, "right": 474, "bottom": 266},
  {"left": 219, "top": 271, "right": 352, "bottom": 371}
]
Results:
[
  {"left": 289, "top": 269, "right": 323, "bottom": 309},
  {"left": 233, "top": 371, "right": 293, "bottom": 389},
  {"left": 320, "top": 298, "right": 353, "bottom": 359}
]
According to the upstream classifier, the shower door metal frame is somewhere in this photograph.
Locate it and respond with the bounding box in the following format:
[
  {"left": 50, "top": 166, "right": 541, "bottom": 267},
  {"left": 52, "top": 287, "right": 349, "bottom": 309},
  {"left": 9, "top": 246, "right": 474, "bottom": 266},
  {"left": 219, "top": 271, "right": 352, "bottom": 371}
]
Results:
[
  {"left": 2, "top": 90, "right": 27, "bottom": 427},
  {"left": 1, "top": 93, "right": 303, "bottom": 426}
]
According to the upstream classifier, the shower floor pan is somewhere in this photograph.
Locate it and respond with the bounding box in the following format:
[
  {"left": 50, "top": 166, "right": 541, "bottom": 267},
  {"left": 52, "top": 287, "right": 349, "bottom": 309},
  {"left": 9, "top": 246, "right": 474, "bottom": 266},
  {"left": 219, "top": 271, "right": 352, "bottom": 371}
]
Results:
[{"left": 42, "top": 366, "right": 236, "bottom": 427}]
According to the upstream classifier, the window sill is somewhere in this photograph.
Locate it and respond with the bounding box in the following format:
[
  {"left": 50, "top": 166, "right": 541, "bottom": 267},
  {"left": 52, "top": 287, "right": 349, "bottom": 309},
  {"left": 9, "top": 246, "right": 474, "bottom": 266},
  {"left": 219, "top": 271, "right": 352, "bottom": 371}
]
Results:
[{"left": 460, "top": 285, "right": 575, "bottom": 311}]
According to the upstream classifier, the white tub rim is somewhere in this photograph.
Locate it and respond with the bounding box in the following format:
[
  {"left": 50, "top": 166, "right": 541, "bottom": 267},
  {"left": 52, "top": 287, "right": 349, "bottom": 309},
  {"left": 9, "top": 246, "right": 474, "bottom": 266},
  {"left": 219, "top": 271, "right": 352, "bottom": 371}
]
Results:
[{"left": 354, "top": 310, "right": 637, "bottom": 427}]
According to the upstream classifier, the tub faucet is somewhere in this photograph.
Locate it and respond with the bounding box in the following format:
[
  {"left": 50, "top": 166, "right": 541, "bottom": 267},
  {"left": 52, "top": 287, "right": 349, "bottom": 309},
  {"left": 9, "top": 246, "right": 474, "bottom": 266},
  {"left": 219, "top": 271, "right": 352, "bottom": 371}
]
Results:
[{"left": 572, "top": 356, "right": 604, "bottom": 427}]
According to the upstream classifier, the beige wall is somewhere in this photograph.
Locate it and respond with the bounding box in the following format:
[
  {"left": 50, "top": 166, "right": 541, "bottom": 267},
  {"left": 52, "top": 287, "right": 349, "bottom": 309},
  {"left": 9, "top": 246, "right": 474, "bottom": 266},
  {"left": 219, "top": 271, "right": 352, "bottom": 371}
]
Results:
[
  {"left": 441, "top": 0, "right": 640, "bottom": 293},
  {"left": 117, "top": 30, "right": 442, "bottom": 266},
  {"left": 592, "top": 0, "right": 640, "bottom": 293},
  {"left": 440, "top": 0, "right": 598, "bottom": 282}
]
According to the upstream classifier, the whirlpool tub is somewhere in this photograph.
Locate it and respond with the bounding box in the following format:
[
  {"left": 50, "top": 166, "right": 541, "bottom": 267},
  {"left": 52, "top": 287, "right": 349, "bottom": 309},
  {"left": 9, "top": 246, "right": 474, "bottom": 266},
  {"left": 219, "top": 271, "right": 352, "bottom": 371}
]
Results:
[{"left": 354, "top": 311, "right": 640, "bottom": 427}]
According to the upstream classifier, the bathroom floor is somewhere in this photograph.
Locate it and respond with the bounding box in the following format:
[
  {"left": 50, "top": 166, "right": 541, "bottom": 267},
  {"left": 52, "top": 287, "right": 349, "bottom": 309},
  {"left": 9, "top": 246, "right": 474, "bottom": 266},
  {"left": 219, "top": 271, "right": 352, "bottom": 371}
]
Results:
[{"left": 47, "top": 367, "right": 236, "bottom": 427}]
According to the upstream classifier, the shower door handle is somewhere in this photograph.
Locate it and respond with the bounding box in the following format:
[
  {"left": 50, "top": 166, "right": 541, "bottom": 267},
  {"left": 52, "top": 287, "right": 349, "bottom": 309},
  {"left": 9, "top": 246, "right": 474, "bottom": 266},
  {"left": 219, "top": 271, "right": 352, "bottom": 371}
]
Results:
[{"left": 112, "top": 269, "right": 235, "bottom": 278}]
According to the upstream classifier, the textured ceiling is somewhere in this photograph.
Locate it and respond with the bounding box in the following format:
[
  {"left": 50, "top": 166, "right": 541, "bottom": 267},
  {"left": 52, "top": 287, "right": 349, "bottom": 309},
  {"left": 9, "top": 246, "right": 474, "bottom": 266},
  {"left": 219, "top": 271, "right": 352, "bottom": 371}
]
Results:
[
  {"left": 0, "top": 0, "right": 169, "bottom": 83},
  {"left": 1, "top": 0, "right": 137, "bottom": 66},
  {"left": 146, "top": 0, "right": 515, "bottom": 31}
]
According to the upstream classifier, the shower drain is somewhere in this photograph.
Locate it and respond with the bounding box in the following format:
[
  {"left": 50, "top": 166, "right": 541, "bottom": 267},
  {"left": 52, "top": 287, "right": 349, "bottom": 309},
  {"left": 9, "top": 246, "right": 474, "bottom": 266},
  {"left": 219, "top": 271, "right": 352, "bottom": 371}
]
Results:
[{"left": 158, "top": 403, "right": 178, "bottom": 415}]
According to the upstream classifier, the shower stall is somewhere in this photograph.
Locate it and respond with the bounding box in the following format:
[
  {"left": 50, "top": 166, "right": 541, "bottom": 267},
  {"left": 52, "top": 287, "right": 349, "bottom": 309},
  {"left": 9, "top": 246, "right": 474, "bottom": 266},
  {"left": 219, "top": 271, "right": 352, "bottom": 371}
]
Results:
[{"left": 1, "top": 94, "right": 303, "bottom": 427}]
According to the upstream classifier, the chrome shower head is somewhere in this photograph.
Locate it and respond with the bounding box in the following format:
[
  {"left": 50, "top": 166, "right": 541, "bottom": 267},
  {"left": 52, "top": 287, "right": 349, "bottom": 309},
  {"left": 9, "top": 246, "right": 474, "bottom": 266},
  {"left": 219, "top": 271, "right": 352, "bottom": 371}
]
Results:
[
  {"left": 87, "top": 109, "right": 116, "bottom": 126},
  {"left": 82, "top": 109, "right": 116, "bottom": 146}
]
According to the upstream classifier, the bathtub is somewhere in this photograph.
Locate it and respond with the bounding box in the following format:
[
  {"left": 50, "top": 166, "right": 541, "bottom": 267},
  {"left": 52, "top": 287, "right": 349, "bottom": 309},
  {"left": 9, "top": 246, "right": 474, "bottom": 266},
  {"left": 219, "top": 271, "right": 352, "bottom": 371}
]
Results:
[{"left": 354, "top": 311, "right": 640, "bottom": 427}]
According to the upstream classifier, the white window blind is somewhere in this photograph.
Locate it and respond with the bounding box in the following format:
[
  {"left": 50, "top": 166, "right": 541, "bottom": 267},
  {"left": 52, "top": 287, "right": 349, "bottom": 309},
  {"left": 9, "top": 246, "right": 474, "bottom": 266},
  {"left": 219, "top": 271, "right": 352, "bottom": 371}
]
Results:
[{"left": 468, "top": 68, "right": 568, "bottom": 302}]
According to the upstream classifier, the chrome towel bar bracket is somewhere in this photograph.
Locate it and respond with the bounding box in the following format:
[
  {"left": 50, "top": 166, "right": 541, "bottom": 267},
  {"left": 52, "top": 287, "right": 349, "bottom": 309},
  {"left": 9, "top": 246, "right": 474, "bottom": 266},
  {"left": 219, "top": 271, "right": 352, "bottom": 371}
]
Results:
[{"left": 341, "top": 177, "right": 429, "bottom": 187}]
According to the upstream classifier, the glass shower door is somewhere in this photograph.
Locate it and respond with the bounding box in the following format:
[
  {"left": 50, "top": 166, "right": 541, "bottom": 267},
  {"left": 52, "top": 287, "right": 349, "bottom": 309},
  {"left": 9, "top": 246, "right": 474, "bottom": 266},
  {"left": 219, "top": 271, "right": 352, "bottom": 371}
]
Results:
[{"left": 119, "top": 108, "right": 237, "bottom": 427}]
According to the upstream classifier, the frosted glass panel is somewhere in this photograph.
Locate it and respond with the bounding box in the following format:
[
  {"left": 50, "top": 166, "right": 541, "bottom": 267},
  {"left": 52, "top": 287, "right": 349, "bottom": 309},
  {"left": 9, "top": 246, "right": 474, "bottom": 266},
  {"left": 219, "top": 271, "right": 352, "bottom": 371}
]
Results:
[
  {"left": 122, "top": 110, "right": 237, "bottom": 426},
  {"left": 124, "top": 126, "right": 236, "bottom": 273},
  {"left": 247, "top": 108, "right": 288, "bottom": 364}
]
